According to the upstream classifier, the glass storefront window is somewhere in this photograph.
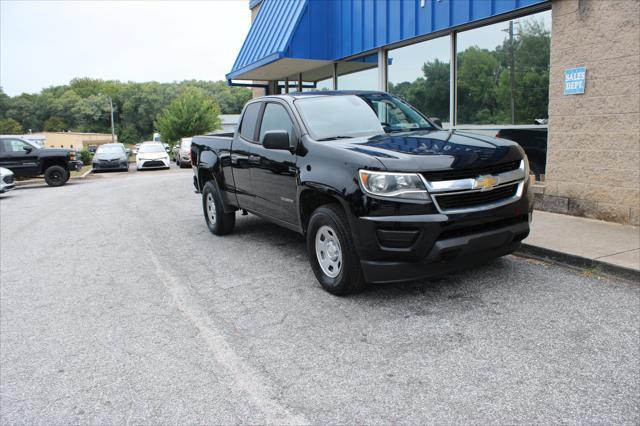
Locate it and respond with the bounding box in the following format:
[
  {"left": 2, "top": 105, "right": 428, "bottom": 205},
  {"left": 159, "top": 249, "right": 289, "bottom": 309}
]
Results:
[
  {"left": 315, "top": 78, "right": 333, "bottom": 91},
  {"left": 387, "top": 35, "right": 450, "bottom": 125},
  {"left": 456, "top": 10, "right": 551, "bottom": 125},
  {"left": 337, "top": 53, "right": 378, "bottom": 90}
]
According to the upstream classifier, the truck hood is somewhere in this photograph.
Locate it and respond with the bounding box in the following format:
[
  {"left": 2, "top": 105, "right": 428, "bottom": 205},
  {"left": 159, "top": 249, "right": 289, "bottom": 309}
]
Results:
[{"left": 326, "top": 130, "right": 523, "bottom": 172}]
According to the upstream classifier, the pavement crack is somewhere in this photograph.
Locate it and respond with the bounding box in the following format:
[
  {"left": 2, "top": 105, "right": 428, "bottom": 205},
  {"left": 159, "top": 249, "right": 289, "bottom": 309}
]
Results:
[{"left": 141, "top": 236, "right": 309, "bottom": 425}]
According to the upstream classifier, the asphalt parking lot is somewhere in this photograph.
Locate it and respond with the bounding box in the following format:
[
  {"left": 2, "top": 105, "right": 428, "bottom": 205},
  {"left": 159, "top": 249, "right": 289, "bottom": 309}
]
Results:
[{"left": 1, "top": 169, "right": 638, "bottom": 424}]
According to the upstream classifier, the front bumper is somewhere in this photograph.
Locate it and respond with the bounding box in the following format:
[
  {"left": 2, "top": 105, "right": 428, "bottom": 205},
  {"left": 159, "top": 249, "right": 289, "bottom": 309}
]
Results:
[
  {"left": 69, "top": 160, "right": 83, "bottom": 172},
  {"left": 349, "top": 184, "right": 534, "bottom": 284},
  {"left": 93, "top": 161, "right": 128, "bottom": 170},
  {"left": 137, "top": 158, "right": 170, "bottom": 169}
]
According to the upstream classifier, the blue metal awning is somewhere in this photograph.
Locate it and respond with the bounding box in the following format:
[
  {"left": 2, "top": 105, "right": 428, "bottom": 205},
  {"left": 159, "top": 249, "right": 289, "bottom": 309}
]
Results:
[
  {"left": 228, "top": 0, "right": 549, "bottom": 82},
  {"left": 226, "top": 0, "right": 334, "bottom": 81}
]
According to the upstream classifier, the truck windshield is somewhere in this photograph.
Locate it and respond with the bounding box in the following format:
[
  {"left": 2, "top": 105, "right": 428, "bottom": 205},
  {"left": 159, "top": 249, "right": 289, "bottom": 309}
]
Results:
[
  {"left": 294, "top": 95, "right": 385, "bottom": 140},
  {"left": 294, "top": 94, "right": 433, "bottom": 141}
]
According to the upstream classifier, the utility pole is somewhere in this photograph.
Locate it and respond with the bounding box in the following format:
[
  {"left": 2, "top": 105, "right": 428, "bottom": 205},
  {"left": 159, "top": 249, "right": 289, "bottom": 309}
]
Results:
[
  {"left": 508, "top": 20, "right": 516, "bottom": 125},
  {"left": 108, "top": 96, "right": 115, "bottom": 143}
]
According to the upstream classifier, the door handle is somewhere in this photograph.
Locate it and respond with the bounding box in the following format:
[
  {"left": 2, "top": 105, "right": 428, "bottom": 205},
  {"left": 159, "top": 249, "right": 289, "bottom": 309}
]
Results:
[{"left": 248, "top": 155, "right": 260, "bottom": 164}]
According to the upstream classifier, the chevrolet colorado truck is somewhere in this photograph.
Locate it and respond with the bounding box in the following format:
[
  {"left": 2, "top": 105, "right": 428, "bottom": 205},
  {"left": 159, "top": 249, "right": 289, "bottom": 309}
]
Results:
[
  {"left": 0, "top": 136, "right": 83, "bottom": 187},
  {"left": 191, "top": 91, "right": 533, "bottom": 295}
]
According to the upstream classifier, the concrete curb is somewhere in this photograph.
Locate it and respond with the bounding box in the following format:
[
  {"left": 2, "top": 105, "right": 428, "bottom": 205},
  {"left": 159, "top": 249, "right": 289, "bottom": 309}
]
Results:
[
  {"left": 75, "top": 169, "right": 93, "bottom": 179},
  {"left": 516, "top": 243, "right": 640, "bottom": 284}
]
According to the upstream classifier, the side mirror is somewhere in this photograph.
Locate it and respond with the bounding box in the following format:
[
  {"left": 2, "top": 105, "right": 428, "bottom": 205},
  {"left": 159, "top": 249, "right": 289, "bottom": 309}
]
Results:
[
  {"left": 430, "top": 117, "right": 443, "bottom": 128},
  {"left": 262, "top": 130, "right": 290, "bottom": 151},
  {"left": 23, "top": 146, "right": 33, "bottom": 153}
]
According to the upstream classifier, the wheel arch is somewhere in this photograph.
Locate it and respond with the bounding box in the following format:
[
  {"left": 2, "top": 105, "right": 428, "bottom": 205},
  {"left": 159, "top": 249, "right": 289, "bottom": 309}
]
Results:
[{"left": 298, "top": 185, "right": 350, "bottom": 235}]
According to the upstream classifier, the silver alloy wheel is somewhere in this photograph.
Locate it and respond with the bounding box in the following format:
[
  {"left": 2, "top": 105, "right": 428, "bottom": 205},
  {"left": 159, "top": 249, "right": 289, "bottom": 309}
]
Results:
[
  {"left": 315, "top": 225, "right": 342, "bottom": 278},
  {"left": 206, "top": 193, "right": 217, "bottom": 226}
]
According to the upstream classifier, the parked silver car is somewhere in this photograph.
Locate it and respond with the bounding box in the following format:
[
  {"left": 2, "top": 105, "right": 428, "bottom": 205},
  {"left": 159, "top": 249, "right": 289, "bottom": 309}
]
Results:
[
  {"left": 0, "top": 167, "right": 16, "bottom": 193},
  {"left": 172, "top": 138, "right": 192, "bottom": 168}
]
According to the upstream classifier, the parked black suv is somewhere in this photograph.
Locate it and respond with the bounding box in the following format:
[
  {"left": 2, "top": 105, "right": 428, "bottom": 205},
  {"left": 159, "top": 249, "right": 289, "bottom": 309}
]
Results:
[
  {"left": 0, "top": 136, "right": 83, "bottom": 187},
  {"left": 191, "top": 91, "right": 533, "bottom": 295}
]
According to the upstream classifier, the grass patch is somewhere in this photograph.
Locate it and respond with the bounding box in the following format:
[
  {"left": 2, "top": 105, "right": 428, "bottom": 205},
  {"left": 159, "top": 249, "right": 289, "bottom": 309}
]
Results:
[{"left": 71, "top": 165, "right": 92, "bottom": 177}]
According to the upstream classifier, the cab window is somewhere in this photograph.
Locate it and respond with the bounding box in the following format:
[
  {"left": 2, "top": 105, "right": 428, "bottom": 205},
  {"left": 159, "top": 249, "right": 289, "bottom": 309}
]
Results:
[{"left": 259, "top": 103, "right": 294, "bottom": 145}]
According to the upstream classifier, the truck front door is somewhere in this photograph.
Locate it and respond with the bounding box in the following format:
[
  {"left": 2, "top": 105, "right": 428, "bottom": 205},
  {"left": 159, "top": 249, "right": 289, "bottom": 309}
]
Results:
[
  {"left": 0, "top": 138, "right": 40, "bottom": 177},
  {"left": 250, "top": 101, "right": 299, "bottom": 225}
]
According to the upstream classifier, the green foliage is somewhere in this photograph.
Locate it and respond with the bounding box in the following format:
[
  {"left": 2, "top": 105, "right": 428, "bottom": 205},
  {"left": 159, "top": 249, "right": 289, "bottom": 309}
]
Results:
[
  {"left": 43, "top": 116, "right": 69, "bottom": 132},
  {"left": 389, "top": 19, "right": 550, "bottom": 125},
  {"left": 79, "top": 149, "right": 93, "bottom": 165},
  {"left": 155, "top": 88, "right": 221, "bottom": 143},
  {"left": 0, "top": 79, "right": 251, "bottom": 141},
  {"left": 0, "top": 118, "right": 23, "bottom": 134}
]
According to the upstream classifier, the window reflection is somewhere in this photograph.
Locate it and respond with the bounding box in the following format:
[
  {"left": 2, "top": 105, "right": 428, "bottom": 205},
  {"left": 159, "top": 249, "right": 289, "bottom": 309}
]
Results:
[
  {"left": 388, "top": 35, "right": 450, "bottom": 125},
  {"left": 456, "top": 10, "right": 551, "bottom": 125},
  {"left": 337, "top": 53, "right": 378, "bottom": 91}
]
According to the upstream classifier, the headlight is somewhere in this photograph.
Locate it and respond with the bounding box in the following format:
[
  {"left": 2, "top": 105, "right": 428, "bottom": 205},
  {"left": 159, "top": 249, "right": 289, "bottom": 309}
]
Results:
[{"left": 358, "top": 170, "right": 430, "bottom": 200}]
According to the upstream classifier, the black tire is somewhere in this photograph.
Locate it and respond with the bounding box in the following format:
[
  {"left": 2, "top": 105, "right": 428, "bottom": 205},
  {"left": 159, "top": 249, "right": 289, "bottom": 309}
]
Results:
[
  {"left": 64, "top": 170, "right": 71, "bottom": 183},
  {"left": 44, "top": 165, "right": 67, "bottom": 187},
  {"left": 306, "top": 203, "right": 366, "bottom": 295},
  {"left": 202, "top": 181, "right": 235, "bottom": 235},
  {"left": 176, "top": 159, "right": 181, "bottom": 167}
]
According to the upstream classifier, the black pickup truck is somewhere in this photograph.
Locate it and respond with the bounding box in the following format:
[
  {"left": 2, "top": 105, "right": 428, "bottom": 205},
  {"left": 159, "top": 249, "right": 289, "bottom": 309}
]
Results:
[
  {"left": 191, "top": 91, "right": 533, "bottom": 295},
  {"left": 0, "top": 136, "right": 83, "bottom": 187}
]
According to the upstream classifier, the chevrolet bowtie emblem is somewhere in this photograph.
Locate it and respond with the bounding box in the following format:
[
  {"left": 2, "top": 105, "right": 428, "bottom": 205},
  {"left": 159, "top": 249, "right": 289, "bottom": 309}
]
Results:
[{"left": 474, "top": 175, "right": 499, "bottom": 191}]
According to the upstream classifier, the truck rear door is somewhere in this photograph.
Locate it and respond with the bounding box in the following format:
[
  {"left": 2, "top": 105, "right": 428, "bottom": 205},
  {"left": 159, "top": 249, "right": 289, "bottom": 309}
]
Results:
[{"left": 231, "top": 102, "right": 262, "bottom": 211}]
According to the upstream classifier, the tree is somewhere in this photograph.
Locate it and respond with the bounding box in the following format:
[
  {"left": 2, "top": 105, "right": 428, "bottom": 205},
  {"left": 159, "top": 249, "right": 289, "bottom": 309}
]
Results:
[
  {"left": 155, "top": 88, "right": 221, "bottom": 143},
  {"left": 0, "top": 118, "right": 23, "bottom": 134},
  {"left": 43, "top": 116, "right": 69, "bottom": 132}
]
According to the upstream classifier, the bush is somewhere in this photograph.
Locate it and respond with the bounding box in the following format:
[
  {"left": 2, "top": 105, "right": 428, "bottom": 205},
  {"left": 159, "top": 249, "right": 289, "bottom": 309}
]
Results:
[{"left": 79, "top": 150, "right": 93, "bottom": 165}]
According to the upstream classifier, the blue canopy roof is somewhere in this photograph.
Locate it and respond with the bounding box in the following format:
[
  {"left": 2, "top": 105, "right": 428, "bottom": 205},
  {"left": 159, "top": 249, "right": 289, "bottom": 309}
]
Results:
[{"left": 227, "top": 0, "right": 548, "bottom": 82}]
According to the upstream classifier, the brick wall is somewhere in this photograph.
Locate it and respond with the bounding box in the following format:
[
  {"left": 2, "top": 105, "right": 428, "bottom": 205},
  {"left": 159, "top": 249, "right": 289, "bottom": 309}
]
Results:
[{"left": 545, "top": 0, "right": 640, "bottom": 225}]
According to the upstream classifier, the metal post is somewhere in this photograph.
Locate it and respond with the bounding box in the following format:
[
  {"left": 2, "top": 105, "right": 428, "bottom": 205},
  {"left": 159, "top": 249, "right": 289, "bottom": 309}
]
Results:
[
  {"left": 297, "top": 73, "right": 303, "bottom": 92},
  {"left": 284, "top": 77, "right": 289, "bottom": 94},
  {"left": 332, "top": 63, "right": 338, "bottom": 90},
  {"left": 108, "top": 96, "right": 115, "bottom": 143},
  {"left": 508, "top": 20, "right": 516, "bottom": 125},
  {"left": 449, "top": 31, "right": 457, "bottom": 130},
  {"left": 377, "top": 48, "right": 387, "bottom": 92}
]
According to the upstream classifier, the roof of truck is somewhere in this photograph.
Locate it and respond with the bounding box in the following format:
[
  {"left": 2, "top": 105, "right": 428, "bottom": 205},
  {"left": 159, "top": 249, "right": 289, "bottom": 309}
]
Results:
[{"left": 258, "top": 90, "right": 388, "bottom": 101}]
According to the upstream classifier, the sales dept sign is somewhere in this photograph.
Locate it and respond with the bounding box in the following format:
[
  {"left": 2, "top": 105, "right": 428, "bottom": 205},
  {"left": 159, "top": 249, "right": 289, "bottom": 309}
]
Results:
[{"left": 564, "top": 66, "right": 586, "bottom": 95}]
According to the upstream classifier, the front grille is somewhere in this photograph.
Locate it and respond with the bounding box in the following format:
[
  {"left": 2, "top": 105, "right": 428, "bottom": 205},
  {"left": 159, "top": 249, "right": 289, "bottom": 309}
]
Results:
[
  {"left": 435, "top": 184, "right": 518, "bottom": 211},
  {"left": 142, "top": 160, "right": 164, "bottom": 167},
  {"left": 3, "top": 175, "right": 14, "bottom": 184},
  {"left": 422, "top": 161, "right": 520, "bottom": 182}
]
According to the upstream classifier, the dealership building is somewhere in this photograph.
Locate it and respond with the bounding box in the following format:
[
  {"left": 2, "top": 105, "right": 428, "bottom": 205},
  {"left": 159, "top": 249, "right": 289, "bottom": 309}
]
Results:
[{"left": 228, "top": 0, "right": 639, "bottom": 225}]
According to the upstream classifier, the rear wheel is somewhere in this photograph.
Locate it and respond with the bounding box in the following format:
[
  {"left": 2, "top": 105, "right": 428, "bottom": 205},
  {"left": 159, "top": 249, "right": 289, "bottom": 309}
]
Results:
[
  {"left": 202, "top": 181, "right": 235, "bottom": 235},
  {"left": 44, "top": 165, "right": 67, "bottom": 187},
  {"left": 307, "top": 204, "right": 366, "bottom": 295}
]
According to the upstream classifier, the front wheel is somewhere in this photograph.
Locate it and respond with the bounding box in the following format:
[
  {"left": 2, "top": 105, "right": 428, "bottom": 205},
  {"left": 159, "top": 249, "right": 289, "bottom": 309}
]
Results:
[
  {"left": 307, "top": 204, "right": 366, "bottom": 295},
  {"left": 44, "top": 165, "right": 67, "bottom": 187},
  {"left": 202, "top": 181, "right": 235, "bottom": 235}
]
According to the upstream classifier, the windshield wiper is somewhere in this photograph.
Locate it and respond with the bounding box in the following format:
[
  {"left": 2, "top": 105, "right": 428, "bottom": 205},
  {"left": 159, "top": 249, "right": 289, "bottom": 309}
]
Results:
[{"left": 316, "top": 136, "right": 354, "bottom": 141}]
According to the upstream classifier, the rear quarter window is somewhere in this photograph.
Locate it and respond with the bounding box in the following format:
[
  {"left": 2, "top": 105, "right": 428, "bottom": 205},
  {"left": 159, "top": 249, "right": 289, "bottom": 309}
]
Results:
[{"left": 239, "top": 103, "right": 262, "bottom": 141}]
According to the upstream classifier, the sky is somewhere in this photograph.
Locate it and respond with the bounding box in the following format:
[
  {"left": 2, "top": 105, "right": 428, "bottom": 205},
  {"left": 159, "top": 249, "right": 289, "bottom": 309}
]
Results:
[{"left": 0, "top": 0, "right": 251, "bottom": 96}]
